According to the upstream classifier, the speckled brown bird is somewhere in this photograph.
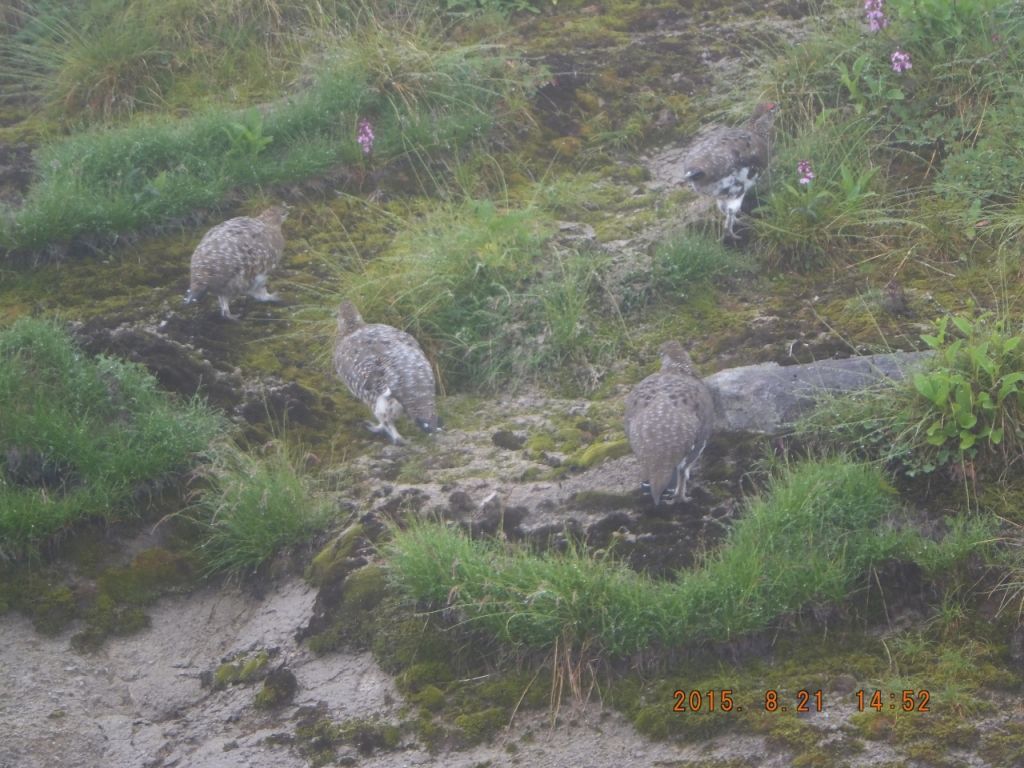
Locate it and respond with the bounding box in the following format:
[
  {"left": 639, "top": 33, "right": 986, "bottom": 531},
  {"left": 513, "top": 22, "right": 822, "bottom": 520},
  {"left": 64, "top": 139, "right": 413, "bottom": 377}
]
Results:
[
  {"left": 332, "top": 300, "right": 438, "bottom": 445},
  {"left": 625, "top": 340, "right": 714, "bottom": 505},
  {"left": 682, "top": 102, "right": 778, "bottom": 238},
  {"left": 184, "top": 205, "right": 288, "bottom": 320}
]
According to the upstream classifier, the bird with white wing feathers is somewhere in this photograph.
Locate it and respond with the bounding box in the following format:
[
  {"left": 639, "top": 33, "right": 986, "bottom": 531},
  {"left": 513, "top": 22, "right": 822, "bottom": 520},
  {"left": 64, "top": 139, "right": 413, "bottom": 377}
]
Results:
[{"left": 332, "top": 300, "right": 438, "bottom": 445}]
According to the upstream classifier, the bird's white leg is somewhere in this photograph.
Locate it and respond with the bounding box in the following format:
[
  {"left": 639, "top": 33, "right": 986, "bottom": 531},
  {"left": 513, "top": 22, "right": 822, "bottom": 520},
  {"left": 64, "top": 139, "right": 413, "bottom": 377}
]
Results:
[
  {"left": 675, "top": 441, "right": 707, "bottom": 502},
  {"left": 249, "top": 274, "right": 280, "bottom": 303},
  {"left": 723, "top": 195, "right": 745, "bottom": 239},
  {"left": 677, "top": 462, "right": 693, "bottom": 503},
  {"left": 218, "top": 295, "right": 240, "bottom": 321}
]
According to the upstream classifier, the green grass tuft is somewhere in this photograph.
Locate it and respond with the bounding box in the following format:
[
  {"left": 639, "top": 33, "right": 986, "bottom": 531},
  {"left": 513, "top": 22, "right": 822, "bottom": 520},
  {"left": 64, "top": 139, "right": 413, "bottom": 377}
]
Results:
[
  {"left": 651, "top": 231, "right": 754, "bottom": 294},
  {"left": 186, "top": 438, "right": 334, "bottom": 576},
  {"left": 0, "top": 318, "right": 222, "bottom": 558},
  {"left": 386, "top": 459, "right": 932, "bottom": 656}
]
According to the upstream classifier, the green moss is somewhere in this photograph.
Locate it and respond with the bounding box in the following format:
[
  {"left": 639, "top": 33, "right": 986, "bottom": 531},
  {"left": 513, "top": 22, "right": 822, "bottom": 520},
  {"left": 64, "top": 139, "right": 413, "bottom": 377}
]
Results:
[
  {"left": 305, "top": 524, "right": 366, "bottom": 587},
  {"left": 525, "top": 433, "right": 557, "bottom": 459},
  {"left": 410, "top": 684, "right": 446, "bottom": 711},
  {"left": 453, "top": 706, "right": 507, "bottom": 746},
  {"left": 71, "top": 593, "right": 151, "bottom": 652},
  {"left": 97, "top": 548, "right": 192, "bottom": 604},
  {"left": 30, "top": 585, "right": 77, "bottom": 636},
  {"left": 296, "top": 717, "right": 401, "bottom": 761},
  {"left": 213, "top": 650, "right": 269, "bottom": 690},
  {"left": 632, "top": 705, "right": 671, "bottom": 739},
  {"left": 980, "top": 723, "right": 1024, "bottom": 765},
  {"left": 398, "top": 662, "right": 456, "bottom": 694},
  {"left": 565, "top": 438, "right": 630, "bottom": 470}
]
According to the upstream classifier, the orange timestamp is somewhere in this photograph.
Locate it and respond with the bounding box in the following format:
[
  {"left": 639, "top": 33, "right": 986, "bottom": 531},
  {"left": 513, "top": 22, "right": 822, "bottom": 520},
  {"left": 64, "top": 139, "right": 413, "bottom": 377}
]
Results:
[
  {"left": 671, "top": 689, "right": 825, "bottom": 713},
  {"left": 856, "top": 689, "right": 930, "bottom": 712},
  {"left": 671, "top": 689, "right": 932, "bottom": 714}
]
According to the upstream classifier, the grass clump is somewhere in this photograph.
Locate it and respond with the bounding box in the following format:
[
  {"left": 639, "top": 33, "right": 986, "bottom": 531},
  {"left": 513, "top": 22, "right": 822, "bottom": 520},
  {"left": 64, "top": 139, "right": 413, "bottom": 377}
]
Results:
[
  {"left": 386, "top": 459, "right": 925, "bottom": 656},
  {"left": 651, "top": 231, "right": 754, "bottom": 295},
  {"left": 0, "top": 317, "right": 221, "bottom": 558},
  {"left": 186, "top": 438, "right": 333, "bottom": 576},
  {"left": 342, "top": 198, "right": 556, "bottom": 391},
  {"left": 341, "top": 199, "right": 626, "bottom": 393}
]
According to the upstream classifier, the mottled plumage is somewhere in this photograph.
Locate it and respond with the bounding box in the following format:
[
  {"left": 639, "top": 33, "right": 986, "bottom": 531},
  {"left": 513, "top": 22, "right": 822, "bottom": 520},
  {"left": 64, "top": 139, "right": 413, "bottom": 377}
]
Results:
[
  {"left": 332, "top": 301, "right": 438, "bottom": 444},
  {"left": 625, "top": 341, "right": 714, "bottom": 505},
  {"left": 682, "top": 102, "right": 778, "bottom": 238},
  {"left": 185, "top": 206, "right": 288, "bottom": 319}
]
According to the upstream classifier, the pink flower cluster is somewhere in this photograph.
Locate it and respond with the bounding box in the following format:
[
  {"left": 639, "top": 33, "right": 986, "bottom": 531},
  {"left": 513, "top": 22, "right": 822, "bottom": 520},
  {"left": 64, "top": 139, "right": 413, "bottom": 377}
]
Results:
[
  {"left": 797, "top": 160, "right": 815, "bottom": 185},
  {"left": 890, "top": 49, "right": 912, "bottom": 73},
  {"left": 357, "top": 118, "right": 374, "bottom": 156},
  {"left": 864, "top": 0, "right": 889, "bottom": 31}
]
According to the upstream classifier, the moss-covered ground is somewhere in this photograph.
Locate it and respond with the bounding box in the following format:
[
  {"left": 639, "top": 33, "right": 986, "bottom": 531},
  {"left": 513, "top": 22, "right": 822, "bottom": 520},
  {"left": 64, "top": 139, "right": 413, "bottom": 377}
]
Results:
[{"left": 3, "top": 0, "right": 1024, "bottom": 764}]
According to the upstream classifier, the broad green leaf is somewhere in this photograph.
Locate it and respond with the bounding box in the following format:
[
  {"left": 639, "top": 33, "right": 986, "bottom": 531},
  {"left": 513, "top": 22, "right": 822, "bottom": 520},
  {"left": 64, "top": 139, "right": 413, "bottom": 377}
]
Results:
[
  {"left": 952, "top": 316, "right": 973, "bottom": 336},
  {"left": 913, "top": 372, "right": 936, "bottom": 400},
  {"left": 998, "top": 372, "right": 1024, "bottom": 401}
]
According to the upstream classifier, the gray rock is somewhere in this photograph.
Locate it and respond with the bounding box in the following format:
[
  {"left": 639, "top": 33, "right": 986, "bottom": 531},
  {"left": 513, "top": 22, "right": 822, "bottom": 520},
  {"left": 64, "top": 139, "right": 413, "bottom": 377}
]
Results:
[{"left": 706, "top": 351, "right": 931, "bottom": 435}]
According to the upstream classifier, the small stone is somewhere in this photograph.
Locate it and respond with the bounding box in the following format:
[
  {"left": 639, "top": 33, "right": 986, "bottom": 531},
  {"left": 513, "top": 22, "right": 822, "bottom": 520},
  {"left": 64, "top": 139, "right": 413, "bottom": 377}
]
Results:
[
  {"left": 448, "top": 490, "right": 474, "bottom": 515},
  {"left": 254, "top": 666, "right": 298, "bottom": 709},
  {"left": 491, "top": 430, "right": 526, "bottom": 450}
]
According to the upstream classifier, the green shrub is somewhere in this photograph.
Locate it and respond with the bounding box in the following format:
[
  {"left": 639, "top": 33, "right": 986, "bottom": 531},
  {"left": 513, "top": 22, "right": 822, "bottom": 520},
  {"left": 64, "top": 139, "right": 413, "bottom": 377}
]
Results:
[
  {"left": 803, "top": 314, "right": 1024, "bottom": 478},
  {"left": 187, "top": 439, "right": 333, "bottom": 576},
  {"left": 0, "top": 318, "right": 222, "bottom": 557}
]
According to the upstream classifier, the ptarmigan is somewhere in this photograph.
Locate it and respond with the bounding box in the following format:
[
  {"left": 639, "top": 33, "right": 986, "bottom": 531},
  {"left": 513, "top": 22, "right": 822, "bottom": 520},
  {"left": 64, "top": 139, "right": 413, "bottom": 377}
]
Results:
[
  {"left": 184, "top": 205, "right": 288, "bottom": 320},
  {"left": 681, "top": 102, "right": 778, "bottom": 238},
  {"left": 625, "top": 340, "right": 714, "bottom": 505},
  {"left": 332, "top": 300, "right": 438, "bottom": 445}
]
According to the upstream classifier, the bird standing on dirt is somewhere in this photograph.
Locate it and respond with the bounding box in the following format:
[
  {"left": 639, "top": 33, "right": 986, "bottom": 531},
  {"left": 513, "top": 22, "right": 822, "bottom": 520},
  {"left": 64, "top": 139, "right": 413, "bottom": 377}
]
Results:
[
  {"left": 625, "top": 340, "right": 714, "bottom": 505},
  {"left": 681, "top": 102, "right": 778, "bottom": 239},
  {"left": 184, "top": 205, "right": 288, "bottom": 320},
  {"left": 332, "top": 300, "right": 438, "bottom": 445}
]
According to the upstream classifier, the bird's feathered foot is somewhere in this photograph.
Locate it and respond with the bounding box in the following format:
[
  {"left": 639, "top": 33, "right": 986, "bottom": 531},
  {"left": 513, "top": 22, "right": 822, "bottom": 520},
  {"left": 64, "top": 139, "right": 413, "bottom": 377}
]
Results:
[{"left": 364, "top": 420, "right": 405, "bottom": 445}]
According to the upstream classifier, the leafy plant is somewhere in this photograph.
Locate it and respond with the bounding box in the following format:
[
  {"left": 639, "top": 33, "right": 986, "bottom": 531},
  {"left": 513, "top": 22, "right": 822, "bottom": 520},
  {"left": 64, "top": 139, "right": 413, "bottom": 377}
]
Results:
[
  {"left": 835, "top": 52, "right": 905, "bottom": 116},
  {"left": 223, "top": 107, "right": 274, "bottom": 168},
  {"left": 802, "top": 313, "right": 1024, "bottom": 478},
  {"left": 755, "top": 109, "right": 892, "bottom": 269},
  {"left": 888, "top": 0, "right": 1002, "bottom": 57},
  {"left": 912, "top": 315, "right": 1024, "bottom": 464}
]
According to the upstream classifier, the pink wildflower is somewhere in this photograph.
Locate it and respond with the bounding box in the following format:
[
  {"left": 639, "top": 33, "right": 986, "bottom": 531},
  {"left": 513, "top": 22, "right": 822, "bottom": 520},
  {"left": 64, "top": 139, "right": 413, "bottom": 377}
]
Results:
[
  {"left": 864, "top": 0, "right": 889, "bottom": 31},
  {"left": 797, "top": 160, "right": 815, "bottom": 185},
  {"left": 357, "top": 118, "right": 374, "bottom": 156},
  {"left": 890, "top": 49, "right": 912, "bottom": 73}
]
